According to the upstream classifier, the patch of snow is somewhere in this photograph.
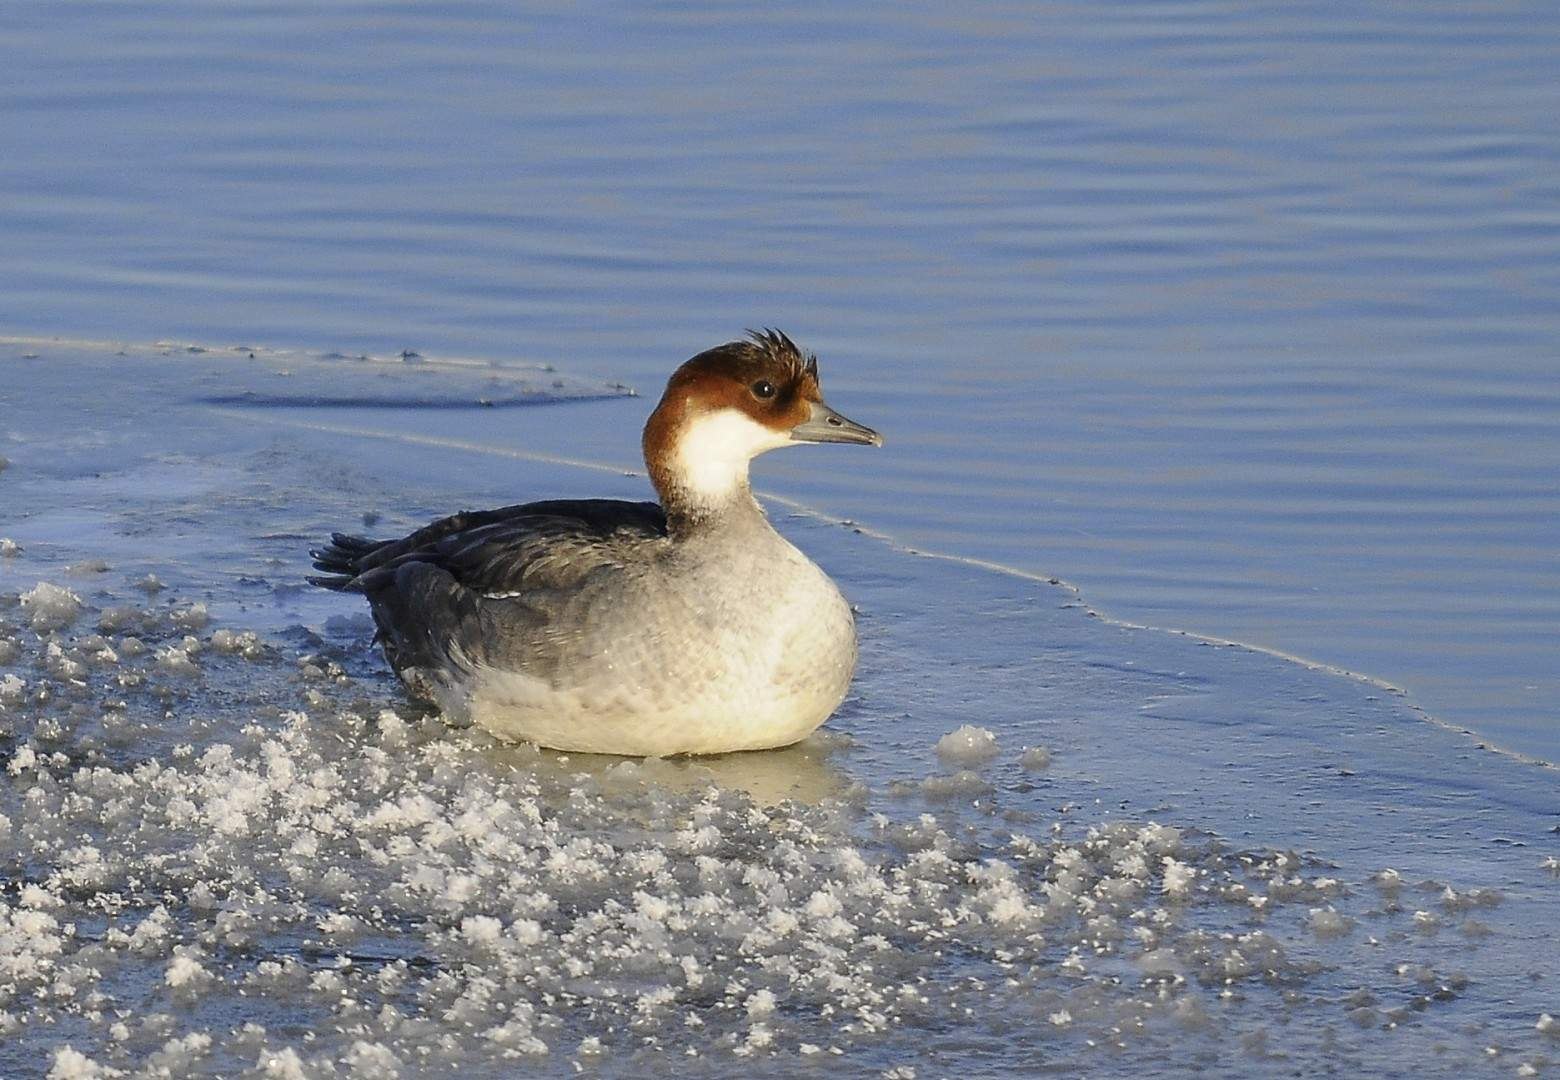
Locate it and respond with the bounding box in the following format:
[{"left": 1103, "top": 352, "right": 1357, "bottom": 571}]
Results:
[
  {"left": 47, "top": 1047, "right": 121, "bottom": 1079},
  {"left": 20, "top": 583, "right": 82, "bottom": 631},
  {"left": 1018, "top": 745, "right": 1051, "bottom": 770},
  {"left": 1308, "top": 907, "right": 1353, "bottom": 938},
  {"left": 0, "top": 673, "right": 26, "bottom": 706},
  {"left": 164, "top": 954, "right": 208, "bottom": 988},
  {"left": 171, "top": 602, "right": 210, "bottom": 630},
  {"left": 1162, "top": 857, "right": 1196, "bottom": 898},
  {"left": 920, "top": 770, "right": 991, "bottom": 798},
  {"left": 935, "top": 724, "right": 1000, "bottom": 765}
]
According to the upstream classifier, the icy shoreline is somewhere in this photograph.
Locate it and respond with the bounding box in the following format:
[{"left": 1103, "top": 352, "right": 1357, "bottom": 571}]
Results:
[
  {"left": 3, "top": 574, "right": 1545, "bottom": 1078},
  {"left": 2, "top": 340, "right": 1557, "bottom": 1076}
]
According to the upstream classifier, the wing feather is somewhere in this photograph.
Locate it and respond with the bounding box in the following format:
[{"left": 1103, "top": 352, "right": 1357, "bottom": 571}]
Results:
[{"left": 311, "top": 498, "right": 670, "bottom": 694}]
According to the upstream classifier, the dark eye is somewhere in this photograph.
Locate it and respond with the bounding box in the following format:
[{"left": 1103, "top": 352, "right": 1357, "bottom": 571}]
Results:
[{"left": 751, "top": 379, "right": 776, "bottom": 400}]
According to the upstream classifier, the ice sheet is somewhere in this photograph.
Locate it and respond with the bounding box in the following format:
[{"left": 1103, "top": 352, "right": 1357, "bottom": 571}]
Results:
[{"left": 2, "top": 342, "right": 1556, "bottom": 1077}]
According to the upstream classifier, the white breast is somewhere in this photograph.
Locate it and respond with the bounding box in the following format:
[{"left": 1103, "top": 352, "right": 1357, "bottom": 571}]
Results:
[{"left": 449, "top": 531, "right": 857, "bottom": 756}]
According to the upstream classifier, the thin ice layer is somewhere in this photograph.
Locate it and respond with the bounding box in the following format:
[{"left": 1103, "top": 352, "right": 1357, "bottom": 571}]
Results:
[{"left": 1, "top": 343, "right": 1556, "bottom": 1077}]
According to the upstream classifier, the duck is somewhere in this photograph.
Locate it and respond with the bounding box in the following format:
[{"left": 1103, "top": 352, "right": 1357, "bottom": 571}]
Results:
[{"left": 310, "top": 330, "right": 881, "bottom": 756}]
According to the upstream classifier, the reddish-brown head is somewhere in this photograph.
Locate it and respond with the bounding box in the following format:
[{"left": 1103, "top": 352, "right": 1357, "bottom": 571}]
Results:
[{"left": 642, "top": 330, "right": 880, "bottom": 525}]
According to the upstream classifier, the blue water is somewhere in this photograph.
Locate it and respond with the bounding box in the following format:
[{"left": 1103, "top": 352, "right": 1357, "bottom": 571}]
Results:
[
  {"left": 2, "top": 9, "right": 1560, "bottom": 1072},
  {"left": 5, "top": 2, "right": 1557, "bottom": 760}
]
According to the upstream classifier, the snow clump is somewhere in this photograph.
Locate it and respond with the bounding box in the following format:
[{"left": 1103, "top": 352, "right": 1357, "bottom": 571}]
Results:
[
  {"left": 0, "top": 673, "right": 26, "bottom": 706},
  {"left": 171, "top": 602, "right": 210, "bottom": 630},
  {"left": 1019, "top": 745, "right": 1052, "bottom": 770},
  {"left": 1162, "top": 857, "right": 1197, "bottom": 898},
  {"left": 47, "top": 1047, "right": 121, "bottom": 1080},
  {"left": 935, "top": 724, "right": 1000, "bottom": 765},
  {"left": 0, "top": 594, "right": 1538, "bottom": 1075},
  {"left": 20, "top": 582, "right": 82, "bottom": 631}
]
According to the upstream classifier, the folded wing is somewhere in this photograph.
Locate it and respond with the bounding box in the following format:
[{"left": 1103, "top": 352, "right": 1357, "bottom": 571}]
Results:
[{"left": 310, "top": 499, "right": 669, "bottom": 697}]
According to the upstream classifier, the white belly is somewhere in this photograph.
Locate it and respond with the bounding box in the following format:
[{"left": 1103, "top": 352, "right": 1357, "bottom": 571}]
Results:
[
  {"left": 454, "top": 669, "right": 843, "bottom": 756},
  {"left": 428, "top": 553, "right": 858, "bottom": 756}
]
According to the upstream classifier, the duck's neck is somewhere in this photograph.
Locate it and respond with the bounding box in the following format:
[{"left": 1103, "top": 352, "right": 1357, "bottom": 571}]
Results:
[
  {"left": 644, "top": 405, "right": 772, "bottom": 539},
  {"left": 659, "top": 479, "right": 767, "bottom": 538}
]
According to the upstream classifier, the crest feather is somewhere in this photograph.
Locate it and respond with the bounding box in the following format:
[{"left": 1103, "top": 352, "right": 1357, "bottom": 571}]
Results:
[{"left": 744, "top": 328, "right": 817, "bottom": 382}]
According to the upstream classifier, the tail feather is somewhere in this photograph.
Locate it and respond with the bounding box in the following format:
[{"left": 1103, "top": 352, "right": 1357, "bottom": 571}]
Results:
[
  {"left": 310, "top": 533, "right": 391, "bottom": 584},
  {"left": 310, "top": 548, "right": 360, "bottom": 574},
  {"left": 331, "top": 532, "right": 380, "bottom": 552},
  {"left": 307, "top": 574, "right": 363, "bottom": 592}
]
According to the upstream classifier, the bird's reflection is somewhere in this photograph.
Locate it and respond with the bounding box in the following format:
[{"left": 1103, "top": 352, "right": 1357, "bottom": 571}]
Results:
[{"left": 472, "top": 731, "right": 856, "bottom": 808}]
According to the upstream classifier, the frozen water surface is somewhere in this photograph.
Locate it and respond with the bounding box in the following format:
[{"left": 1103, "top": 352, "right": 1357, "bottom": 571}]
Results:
[{"left": 2, "top": 342, "right": 1556, "bottom": 1077}]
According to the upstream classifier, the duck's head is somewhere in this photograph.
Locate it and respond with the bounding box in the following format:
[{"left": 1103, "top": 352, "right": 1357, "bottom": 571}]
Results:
[{"left": 643, "top": 329, "right": 881, "bottom": 524}]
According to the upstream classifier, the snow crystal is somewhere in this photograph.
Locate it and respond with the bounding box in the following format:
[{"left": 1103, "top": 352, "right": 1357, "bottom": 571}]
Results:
[
  {"left": 920, "top": 769, "right": 992, "bottom": 798},
  {"left": 47, "top": 1047, "right": 118, "bottom": 1080},
  {"left": 343, "top": 1041, "right": 401, "bottom": 1078},
  {"left": 745, "top": 988, "right": 778, "bottom": 1019},
  {"left": 155, "top": 642, "right": 201, "bottom": 676},
  {"left": 803, "top": 890, "right": 843, "bottom": 919},
  {"left": 254, "top": 1048, "right": 308, "bottom": 1079},
  {"left": 117, "top": 905, "right": 176, "bottom": 955},
  {"left": 7, "top": 745, "right": 37, "bottom": 775},
  {"left": 164, "top": 954, "right": 208, "bottom": 988},
  {"left": 0, "top": 673, "right": 26, "bottom": 706},
  {"left": 20, "top": 582, "right": 82, "bottom": 631},
  {"left": 1162, "top": 857, "right": 1196, "bottom": 898},
  {"left": 1307, "top": 907, "right": 1353, "bottom": 938},
  {"left": 142, "top": 1033, "right": 213, "bottom": 1074},
  {"left": 170, "top": 602, "right": 210, "bottom": 629},
  {"left": 210, "top": 628, "right": 264, "bottom": 659},
  {"left": 1138, "top": 823, "right": 1181, "bottom": 851},
  {"left": 1019, "top": 745, "right": 1052, "bottom": 770},
  {"left": 375, "top": 708, "right": 411, "bottom": 747},
  {"left": 461, "top": 915, "right": 504, "bottom": 947},
  {"left": 935, "top": 724, "right": 1000, "bottom": 765}
]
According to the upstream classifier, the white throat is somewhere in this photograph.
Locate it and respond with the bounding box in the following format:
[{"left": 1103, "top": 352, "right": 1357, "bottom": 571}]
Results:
[{"left": 670, "top": 408, "right": 791, "bottom": 505}]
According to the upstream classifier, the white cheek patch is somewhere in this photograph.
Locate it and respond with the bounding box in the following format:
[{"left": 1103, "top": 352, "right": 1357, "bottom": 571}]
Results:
[{"left": 673, "top": 408, "right": 791, "bottom": 501}]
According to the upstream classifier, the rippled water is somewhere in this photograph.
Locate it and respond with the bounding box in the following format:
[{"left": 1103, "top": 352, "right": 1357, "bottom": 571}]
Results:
[
  {"left": 3, "top": 3, "right": 1559, "bottom": 1074},
  {"left": 5, "top": 1, "right": 1557, "bottom": 758}
]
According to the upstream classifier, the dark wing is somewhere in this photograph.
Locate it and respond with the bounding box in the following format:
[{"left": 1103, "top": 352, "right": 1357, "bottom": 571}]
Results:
[
  {"left": 310, "top": 499, "right": 667, "bottom": 590},
  {"left": 309, "top": 499, "right": 669, "bottom": 693}
]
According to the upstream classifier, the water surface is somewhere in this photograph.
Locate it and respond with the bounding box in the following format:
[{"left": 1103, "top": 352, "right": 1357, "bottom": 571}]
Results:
[{"left": 5, "top": 1, "right": 1557, "bottom": 757}]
